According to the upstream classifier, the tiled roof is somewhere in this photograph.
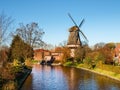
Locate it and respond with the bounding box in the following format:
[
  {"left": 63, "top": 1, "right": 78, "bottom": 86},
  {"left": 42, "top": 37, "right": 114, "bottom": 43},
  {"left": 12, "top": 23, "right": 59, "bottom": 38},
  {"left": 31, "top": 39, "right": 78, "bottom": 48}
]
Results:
[{"left": 34, "top": 49, "right": 50, "bottom": 52}]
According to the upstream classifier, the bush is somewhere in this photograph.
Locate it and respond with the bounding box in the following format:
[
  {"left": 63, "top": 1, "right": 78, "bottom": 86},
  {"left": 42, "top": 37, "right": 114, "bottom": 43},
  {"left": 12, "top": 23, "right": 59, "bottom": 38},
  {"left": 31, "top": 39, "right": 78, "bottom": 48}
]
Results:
[
  {"left": 25, "top": 58, "right": 32, "bottom": 67},
  {"left": 32, "top": 60, "right": 39, "bottom": 64},
  {"left": 11, "top": 66, "right": 23, "bottom": 74},
  {"left": 66, "top": 57, "right": 74, "bottom": 62},
  {"left": 12, "top": 59, "right": 24, "bottom": 74},
  {"left": 13, "top": 59, "right": 22, "bottom": 66},
  {"left": 2, "top": 81, "right": 17, "bottom": 90},
  {"left": 75, "top": 57, "right": 81, "bottom": 63},
  {"left": 1, "top": 63, "right": 15, "bottom": 80},
  {"left": 84, "top": 51, "right": 106, "bottom": 69},
  {"left": 84, "top": 57, "right": 92, "bottom": 65}
]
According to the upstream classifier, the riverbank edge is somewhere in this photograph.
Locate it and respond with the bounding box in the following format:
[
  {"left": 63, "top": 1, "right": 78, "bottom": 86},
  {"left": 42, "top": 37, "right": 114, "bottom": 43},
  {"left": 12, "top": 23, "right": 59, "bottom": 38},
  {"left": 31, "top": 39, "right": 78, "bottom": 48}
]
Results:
[
  {"left": 18, "top": 69, "right": 32, "bottom": 90},
  {"left": 63, "top": 64, "right": 120, "bottom": 82},
  {"left": 77, "top": 66, "right": 120, "bottom": 82}
]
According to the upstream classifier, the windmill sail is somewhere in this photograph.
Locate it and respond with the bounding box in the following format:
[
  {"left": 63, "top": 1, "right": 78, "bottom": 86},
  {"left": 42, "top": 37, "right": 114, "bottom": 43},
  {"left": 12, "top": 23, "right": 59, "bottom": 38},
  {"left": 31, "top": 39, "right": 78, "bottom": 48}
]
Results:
[
  {"left": 67, "top": 13, "right": 88, "bottom": 57},
  {"left": 67, "top": 13, "right": 88, "bottom": 46}
]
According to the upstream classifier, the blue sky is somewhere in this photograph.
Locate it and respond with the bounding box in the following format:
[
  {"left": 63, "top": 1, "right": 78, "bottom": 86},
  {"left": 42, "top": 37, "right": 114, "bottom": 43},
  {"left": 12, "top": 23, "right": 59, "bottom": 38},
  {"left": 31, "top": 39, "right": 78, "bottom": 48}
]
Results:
[{"left": 0, "top": 0, "right": 120, "bottom": 46}]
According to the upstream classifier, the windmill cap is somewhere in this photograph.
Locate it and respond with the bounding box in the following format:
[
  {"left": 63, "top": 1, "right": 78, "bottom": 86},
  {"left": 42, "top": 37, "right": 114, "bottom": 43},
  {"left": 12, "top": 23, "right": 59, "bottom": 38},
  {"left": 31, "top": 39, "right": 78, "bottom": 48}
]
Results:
[{"left": 69, "top": 26, "right": 79, "bottom": 32}]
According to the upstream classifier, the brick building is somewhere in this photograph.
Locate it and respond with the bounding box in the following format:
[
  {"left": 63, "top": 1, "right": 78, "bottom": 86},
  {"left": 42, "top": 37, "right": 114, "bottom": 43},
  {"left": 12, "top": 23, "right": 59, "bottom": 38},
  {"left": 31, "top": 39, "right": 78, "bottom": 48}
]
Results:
[
  {"left": 34, "top": 49, "right": 63, "bottom": 61},
  {"left": 34, "top": 49, "right": 50, "bottom": 61}
]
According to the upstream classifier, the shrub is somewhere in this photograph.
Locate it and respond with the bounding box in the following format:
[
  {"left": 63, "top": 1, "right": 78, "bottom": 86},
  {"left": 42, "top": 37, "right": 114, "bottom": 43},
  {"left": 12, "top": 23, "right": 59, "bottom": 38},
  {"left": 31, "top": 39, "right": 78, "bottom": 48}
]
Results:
[
  {"left": 1, "top": 63, "right": 15, "bottom": 80},
  {"left": 12, "top": 59, "right": 24, "bottom": 74},
  {"left": 25, "top": 58, "right": 32, "bottom": 67},
  {"left": 13, "top": 59, "right": 22, "bottom": 66},
  {"left": 64, "top": 61, "right": 73, "bottom": 66},
  {"left": 11, "top": 66, "right": 23, "bottom": 74},
  {"left": 66, "top": 57, "right": 74, "bottom": 62},
  {"left": 32, "top": 60, "right": 39, "bottom": 64},
  {"left": 2, "top": 81, "right": 17, "bottom": 90}
]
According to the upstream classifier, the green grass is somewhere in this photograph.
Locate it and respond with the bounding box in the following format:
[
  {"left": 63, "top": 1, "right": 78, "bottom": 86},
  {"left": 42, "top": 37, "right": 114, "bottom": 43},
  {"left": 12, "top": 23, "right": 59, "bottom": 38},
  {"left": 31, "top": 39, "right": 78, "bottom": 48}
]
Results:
[
  {"left": 63, "top": 61, "right": 78, "bottom": 67},
  {"left": 77, "top": 63, "right": 120, "bottom": 81},
  {"left": 31, "top": 60, "right": 39, "bottom": 63},
  {"left": 94, "top": 68, "right": 120, "bottom": 79}
]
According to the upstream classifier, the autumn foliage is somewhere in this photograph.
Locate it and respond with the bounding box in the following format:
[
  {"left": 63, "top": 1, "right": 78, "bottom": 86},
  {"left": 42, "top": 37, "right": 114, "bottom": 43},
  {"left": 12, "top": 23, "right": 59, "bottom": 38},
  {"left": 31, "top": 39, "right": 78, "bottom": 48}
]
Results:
[
  {"left": 55, "top": 46, "right": 71, "bottom": 62},
  {"left": 73, "top": 43, "right": 116, "bottom": 68}
]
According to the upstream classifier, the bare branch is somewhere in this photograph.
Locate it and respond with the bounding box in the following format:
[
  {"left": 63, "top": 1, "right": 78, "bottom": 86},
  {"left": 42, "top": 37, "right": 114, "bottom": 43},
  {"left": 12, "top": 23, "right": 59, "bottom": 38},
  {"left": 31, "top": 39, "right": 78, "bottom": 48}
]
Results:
[
  {"left": 0, "top": 12, "right": 13, "bottom": 46},
  {"left": 15, "top": 22, "right": 45, "bottom": 48}
]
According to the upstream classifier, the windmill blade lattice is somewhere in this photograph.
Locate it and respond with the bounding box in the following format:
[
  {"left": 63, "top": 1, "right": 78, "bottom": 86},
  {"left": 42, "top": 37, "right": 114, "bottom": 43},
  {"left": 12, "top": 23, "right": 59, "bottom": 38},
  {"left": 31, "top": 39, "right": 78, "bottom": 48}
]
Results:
[
  {"left": 78, "top": 29, "right": 88, "bottom": 42},
  {"left": 68, "top": 13, "right": 78, "bottom": 26},
  {"left": 79, "top": 30, "right": 88, "bottom": 43},
  {"left": 79, "top": 19, "right": 85, "bottom": 28}
]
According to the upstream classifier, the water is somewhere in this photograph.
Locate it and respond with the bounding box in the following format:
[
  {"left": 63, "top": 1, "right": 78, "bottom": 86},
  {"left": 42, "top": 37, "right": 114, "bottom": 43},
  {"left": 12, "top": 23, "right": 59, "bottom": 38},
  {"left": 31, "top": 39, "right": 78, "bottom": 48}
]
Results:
[{"left": 21, "top": 64, "right": 120, "bottom": 90}]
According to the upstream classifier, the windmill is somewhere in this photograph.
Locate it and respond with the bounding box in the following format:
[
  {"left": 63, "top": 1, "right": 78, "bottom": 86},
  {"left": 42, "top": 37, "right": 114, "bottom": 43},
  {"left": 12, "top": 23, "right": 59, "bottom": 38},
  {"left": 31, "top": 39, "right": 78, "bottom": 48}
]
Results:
[{"left": 67, "top": 13, "right": 88, "bottom": 57}]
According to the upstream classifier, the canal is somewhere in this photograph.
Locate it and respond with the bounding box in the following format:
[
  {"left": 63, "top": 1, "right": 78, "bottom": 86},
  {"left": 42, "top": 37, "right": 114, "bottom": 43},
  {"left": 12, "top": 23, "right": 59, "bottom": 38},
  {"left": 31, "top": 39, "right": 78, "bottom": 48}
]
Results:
[{"left": 21, "top": 64, "right": 120, "bottom": 90}]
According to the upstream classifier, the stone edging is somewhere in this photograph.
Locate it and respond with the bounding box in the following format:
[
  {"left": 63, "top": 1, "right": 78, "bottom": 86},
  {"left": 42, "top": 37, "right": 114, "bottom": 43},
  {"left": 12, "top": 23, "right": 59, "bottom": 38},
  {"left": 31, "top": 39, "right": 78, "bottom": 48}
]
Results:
[{"left": 18, "top": 69, "right": 32, "bottom": 90}]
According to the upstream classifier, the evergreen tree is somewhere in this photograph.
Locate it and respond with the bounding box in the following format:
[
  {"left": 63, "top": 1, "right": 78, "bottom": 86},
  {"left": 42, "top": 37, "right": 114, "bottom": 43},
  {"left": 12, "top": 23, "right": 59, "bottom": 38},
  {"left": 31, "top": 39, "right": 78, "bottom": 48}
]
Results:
[{"left": 8, "top": 35, "right": 33, "bottom": 62}]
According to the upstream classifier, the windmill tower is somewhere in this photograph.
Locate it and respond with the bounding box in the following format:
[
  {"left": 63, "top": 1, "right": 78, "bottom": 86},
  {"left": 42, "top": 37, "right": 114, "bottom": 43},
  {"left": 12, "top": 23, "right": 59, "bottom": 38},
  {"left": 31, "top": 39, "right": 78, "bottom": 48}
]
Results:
[{"left": 67, "top": 13, "right": 88, "bottom": 57}]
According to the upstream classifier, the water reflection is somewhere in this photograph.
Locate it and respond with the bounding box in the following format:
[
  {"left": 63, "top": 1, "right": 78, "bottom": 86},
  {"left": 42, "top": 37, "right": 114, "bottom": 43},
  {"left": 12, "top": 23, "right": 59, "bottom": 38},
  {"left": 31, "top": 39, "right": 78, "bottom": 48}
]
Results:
[{"left": 21, "top": 64, "right": 120, "bottom": 90}]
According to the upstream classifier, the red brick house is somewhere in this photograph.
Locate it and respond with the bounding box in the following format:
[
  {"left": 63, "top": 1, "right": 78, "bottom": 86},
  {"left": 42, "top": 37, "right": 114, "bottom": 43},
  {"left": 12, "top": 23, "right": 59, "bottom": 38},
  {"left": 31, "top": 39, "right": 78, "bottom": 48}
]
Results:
[
  {"left": 34, "top": 49, "right": 63, "bottom": 62},
  {"left": 51, "top": 52, "right": 63, "bottom": 61},
  {"left": 34, "top": 49, "right": 51, "bottom": 61}
]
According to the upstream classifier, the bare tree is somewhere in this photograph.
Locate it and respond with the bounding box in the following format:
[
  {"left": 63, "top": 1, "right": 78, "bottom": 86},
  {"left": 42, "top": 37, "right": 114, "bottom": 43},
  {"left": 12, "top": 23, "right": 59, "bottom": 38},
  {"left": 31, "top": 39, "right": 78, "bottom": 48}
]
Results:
[
  {"left": 15, "top": 22, "right": 45, "bottom": 48},
  {"left": 0, "top": 12, "right": 13, "bottom": 46},
  {"left": 43, "top": 43, "right": 54, "bottom": 50},
  {"left": 59, "top": 40, "right": 67, "bottom": 47},
  {"left": 94, "top": 42, "right": 105, "bottom": 50}
]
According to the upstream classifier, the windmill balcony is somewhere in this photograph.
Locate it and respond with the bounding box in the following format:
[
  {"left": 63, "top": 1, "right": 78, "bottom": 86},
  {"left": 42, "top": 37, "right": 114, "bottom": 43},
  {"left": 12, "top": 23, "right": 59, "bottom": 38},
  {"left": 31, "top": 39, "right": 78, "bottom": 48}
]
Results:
[{"left": 67, "top": 44, "right": 80, "bottom": 48}]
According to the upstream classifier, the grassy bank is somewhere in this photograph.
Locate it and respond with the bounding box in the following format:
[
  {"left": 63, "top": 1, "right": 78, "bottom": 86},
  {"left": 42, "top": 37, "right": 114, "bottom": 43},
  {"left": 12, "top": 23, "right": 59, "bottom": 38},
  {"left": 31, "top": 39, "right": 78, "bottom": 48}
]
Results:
[{"left": 64, "top": 61, "right": 120, "bottom": 81}]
